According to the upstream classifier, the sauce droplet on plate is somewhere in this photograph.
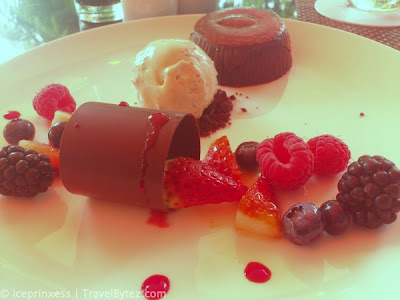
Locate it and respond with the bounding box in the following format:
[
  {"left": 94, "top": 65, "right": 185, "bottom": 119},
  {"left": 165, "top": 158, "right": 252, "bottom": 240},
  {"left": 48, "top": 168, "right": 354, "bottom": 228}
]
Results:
[
  {"left": 244, "top": 262, "right": 271, "bottom": 283},
  {"left": 147, "top": 210, "right": 169, "bottom": 228},
  {"left": 3, "top": 111, "right": 21, "bottom": 120},
  {"left": 118, "top": 101, "right": 129, "bottom": 107},
  {"left": 141, "top": 274, "right": 170, "bottom": 299}
]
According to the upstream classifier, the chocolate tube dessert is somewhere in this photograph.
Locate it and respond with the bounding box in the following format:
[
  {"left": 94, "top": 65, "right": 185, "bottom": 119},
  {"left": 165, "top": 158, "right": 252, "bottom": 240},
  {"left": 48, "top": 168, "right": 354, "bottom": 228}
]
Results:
[
  {"left": 59, "top": 102, "right": 200, "bottom": 211},
  {"left": 190, "top": 8, "right": 292, "bottom": 87}
]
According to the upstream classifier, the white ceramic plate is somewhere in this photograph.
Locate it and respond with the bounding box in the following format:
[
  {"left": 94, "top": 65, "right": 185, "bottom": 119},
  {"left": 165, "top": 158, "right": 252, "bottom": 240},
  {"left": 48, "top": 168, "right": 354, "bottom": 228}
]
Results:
[{"left": 0, "top": 15, "right": 400, "bottom": 300}]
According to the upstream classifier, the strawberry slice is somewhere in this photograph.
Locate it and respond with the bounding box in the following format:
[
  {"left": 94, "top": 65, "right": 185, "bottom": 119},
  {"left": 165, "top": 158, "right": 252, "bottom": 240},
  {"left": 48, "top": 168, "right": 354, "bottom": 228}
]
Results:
[
  {"left": 203, "top": 135, "right": 241, "bottom": 181},
  {"left": 163, "top": 157, "right": 248, "bottom": 209},
  {"left": 235, "top": 176, "right": 281, "bottom": 238}
]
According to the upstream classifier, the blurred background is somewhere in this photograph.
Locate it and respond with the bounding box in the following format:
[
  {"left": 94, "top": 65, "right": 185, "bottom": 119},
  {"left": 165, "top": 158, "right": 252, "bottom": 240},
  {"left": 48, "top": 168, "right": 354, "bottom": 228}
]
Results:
[{"left": 0, "top": 0, "right": 296, "bottom": 64}]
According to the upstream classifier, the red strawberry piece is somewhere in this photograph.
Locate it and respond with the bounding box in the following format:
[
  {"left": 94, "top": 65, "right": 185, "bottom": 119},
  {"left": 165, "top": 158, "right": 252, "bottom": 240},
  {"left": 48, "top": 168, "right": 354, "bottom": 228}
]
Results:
[
  {"left": 203, "top": 135, "right": 241, "bottom": 181},
  {"left": 163, "top": 157, "right": 248, "bottom": 209},
  {"left": 257, "top": 132, "right": 314, "bottom": 190},
  {"left": 33, "top": 83, "right": 76, "bottom": 120},
  {"left": 235, "top": 176, "right": 281, "bottom": 237},
  {"left": 307, "top": 134, "right": 351, "bottom": 175}
]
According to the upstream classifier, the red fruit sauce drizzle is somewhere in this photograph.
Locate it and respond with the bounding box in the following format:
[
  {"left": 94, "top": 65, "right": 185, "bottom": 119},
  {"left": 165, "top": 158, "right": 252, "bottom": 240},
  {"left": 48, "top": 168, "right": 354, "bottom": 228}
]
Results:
[
  {"left": 244, "top": 262, "right": 272, "bottom": 283},
  {"left": 141, "top": 274, "right": 170, "bottom": 300},
  {"left": 3, "top": 111, "right": 21, "bottom": 120},
  {"left": 118, "top": 101, "right": 129, "bottom": 107},
  {"left": 139, "top": 113, "right": 170, "bottom": 193},
  {"left": 146, "top": 210, "right": 169, "bottom": 228}
]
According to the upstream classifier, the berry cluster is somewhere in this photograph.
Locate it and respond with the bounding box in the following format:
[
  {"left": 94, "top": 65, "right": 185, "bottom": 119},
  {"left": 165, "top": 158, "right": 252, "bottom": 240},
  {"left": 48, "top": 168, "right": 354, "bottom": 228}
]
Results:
[
  {"left": 281, "top": 200, "right": 352, "bottom": 246},
  {"left": 235, "top": 133, "right": 399, "bottom": 246},
  {"left": 280, "top": 155, "right": 400, "bottom": 246},
  {"left": 255, "top": 133, "right": 350, "bottom": 190}
]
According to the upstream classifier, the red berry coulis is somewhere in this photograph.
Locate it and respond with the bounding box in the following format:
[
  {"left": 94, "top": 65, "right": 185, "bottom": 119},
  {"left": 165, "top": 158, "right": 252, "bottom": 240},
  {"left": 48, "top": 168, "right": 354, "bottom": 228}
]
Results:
[
  {"left": 139, "top": 113, "right": 170, "bottom": 193},
  {"left": 141, "top": 274, "right": 170, "bottom": 299},
  {"left": 244, "top": 262, "right": 271, "bottom": 283},
  {"left": 118, "top": 101, "right": 129, "bottom": 107},
  {"left": 3, "top": 111, "right": 21, "bottom": 120},
  {"left": 147, "top": 210, "right": 169, "bottom": 228}
]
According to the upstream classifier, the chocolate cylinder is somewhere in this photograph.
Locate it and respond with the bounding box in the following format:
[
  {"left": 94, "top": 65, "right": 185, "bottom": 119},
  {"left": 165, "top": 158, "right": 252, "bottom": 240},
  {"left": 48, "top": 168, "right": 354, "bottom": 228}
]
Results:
[{"left": 59, "top": 102, "right": 200, "bottom": 211}]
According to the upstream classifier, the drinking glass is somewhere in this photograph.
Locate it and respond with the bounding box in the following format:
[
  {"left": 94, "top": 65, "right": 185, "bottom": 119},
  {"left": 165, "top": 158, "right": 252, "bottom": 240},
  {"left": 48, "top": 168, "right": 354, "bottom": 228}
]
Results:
[{"left": 74, "top": 0, "right": 123, "bottom": 23}]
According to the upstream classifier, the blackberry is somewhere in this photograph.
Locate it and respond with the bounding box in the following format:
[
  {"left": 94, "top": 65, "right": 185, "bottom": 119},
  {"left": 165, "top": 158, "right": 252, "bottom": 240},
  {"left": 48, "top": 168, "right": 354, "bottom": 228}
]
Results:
[
  {"left": 336, "top": 155, "right": 400, "bottom": 229},
  {"left": 0, "top": 144, "right": 55, "bottom": 197}
]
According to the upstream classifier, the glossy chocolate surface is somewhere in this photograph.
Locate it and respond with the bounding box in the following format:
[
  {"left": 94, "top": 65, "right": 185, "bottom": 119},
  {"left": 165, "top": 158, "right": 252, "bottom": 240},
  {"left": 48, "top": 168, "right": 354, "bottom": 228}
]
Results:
[{"left": 59, "top": 102, "right": 200, "bottom": 211}]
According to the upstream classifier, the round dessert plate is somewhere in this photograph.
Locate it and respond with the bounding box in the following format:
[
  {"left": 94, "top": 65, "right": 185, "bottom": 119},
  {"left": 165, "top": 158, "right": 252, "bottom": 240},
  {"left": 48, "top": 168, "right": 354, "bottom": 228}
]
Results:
[
  {"left": 315, "top": 0, "right": 400, "bottom": 27},
  {"left": 0, "top": 15, "right": 400, "bottom": 300}
]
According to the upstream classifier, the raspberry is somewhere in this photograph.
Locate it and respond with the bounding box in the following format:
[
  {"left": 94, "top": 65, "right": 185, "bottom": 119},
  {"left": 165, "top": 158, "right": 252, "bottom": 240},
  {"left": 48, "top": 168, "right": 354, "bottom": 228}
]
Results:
[
  {"left": 336, "top": 155, "right": 400, "bottom": 229},
  {"left": 256, "top": 132, "right": 314, "bottom": 190},
  {"left": 0, "top": 145, "right": 56, "bottom": 197},
  {"left": 33, "top": 84, "right": 76, "bottom": 120},
  {"left": 307, "top": 135, "right": 351, "bottom": 175}
]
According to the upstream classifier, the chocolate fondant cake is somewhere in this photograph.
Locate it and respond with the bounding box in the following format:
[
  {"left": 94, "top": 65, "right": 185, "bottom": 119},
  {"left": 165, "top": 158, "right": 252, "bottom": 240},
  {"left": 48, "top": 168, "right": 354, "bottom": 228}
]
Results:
[
  {"left": 59, "top": 102, "right": 200, "bottom": 211},
  {"left": 190, "top": 8, "right": 292, "bottom": 87}
]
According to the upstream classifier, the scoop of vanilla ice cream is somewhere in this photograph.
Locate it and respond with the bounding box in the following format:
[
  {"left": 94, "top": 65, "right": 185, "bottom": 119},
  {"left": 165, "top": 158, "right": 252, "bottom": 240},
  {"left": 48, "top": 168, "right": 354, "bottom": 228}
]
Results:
[{"left": 132, "top": 39, "right": 218, "bottom": 118}]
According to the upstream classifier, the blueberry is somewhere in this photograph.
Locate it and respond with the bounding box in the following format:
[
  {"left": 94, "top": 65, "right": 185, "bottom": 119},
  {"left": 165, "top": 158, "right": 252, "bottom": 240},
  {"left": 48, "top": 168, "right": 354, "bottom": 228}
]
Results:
[
  {"left": 235, "top": 141, "right": 259, "bottom": 171},
  {"left": 48, "top": 121, "right": 67, "bottom": 148},
  {"left": 3, "top": 118, "right": 35, "bottom": 145},
  {"left": 281, "top": 202, "right": 325, "bottom": 246},
  {"left": 319, "top": 200, "right": 352, "bottom": 235}
]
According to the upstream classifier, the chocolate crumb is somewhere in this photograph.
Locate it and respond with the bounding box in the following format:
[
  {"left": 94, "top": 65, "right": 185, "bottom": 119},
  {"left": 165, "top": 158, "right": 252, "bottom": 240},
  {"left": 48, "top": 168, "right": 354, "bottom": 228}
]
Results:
[
  {"left": 197, "top": 89, "right": 234, "bottom": 137},
  {"left": 241, "top": 108, "right": 247, "bottom": 112}
]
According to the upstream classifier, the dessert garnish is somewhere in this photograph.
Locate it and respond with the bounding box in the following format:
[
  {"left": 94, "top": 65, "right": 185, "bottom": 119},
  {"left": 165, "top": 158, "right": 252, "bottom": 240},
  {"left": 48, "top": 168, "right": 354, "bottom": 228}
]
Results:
[
  {"left": 197, "top": 89, "right": 234, "bottom": 137},
  {"left": 257, "top": 132, "right": 314, "bottom": 190},
  {"left": 0, "top": 144, "right": 55, "bottom": 197},
  {"left": 281, "top": 202, "right": 325, "bottom": 246},
  {"left": 319, "top": 200, "right": 352, "bottom": 236},
  {"left": 336, "top": 155, "right": 400, "bottom": 229},
  {"left": 3, "top": 111, "right": 21, "bottom": 120},
  {"left": 3, "top": 118, "right": 35, "bottom": 145},
  {"left": 141, "top": 274, "right": 170, "bottom": 300},
  {"left": 19, "top": 140, "right": 60, "bottom": 170},
  {"left": 244, "top": 262, "right": 272, "bottom": 283},
  {"left": 48, "top": 121, "right": 67, "bottom": 148},
  {"left": 203, "top": 135, "right": 241, "bottom": 180},
  {"left": 234, "top": 141, "right": 260, "bottom": 171},
  {"left": 307, "top": 134, "right": 351, "bottom": 175},
  {"left": 235, "top": 175, "right": 281, "bottom": 238},
  {"left": 33, "top": 83, "right": 76, "bottom": 120},
  {"left": 164, "top": 136, "right": 247, "bottom": 209}
]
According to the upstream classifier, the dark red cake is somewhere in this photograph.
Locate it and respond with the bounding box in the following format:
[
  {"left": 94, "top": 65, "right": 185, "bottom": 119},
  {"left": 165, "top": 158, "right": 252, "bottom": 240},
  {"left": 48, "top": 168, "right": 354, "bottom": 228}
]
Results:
[{"left": 190, "top": 8, "right": 292, "bottom": 87}]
